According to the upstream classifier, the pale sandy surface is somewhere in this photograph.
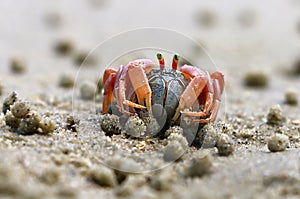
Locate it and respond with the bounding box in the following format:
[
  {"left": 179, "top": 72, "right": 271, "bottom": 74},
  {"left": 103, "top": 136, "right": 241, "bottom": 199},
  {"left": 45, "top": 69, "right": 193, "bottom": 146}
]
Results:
[{"left": 0, "top": 0, "right": 300, "bottom": 199}]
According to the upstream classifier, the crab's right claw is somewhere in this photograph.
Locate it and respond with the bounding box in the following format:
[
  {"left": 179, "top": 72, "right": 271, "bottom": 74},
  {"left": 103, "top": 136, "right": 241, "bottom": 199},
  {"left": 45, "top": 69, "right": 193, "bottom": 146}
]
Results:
[
  {"left": 124, "top": 60, "right": 155, "bottom": 114},
  {"left": 173, "top": 65, "right": 209, "bottom": 121}
]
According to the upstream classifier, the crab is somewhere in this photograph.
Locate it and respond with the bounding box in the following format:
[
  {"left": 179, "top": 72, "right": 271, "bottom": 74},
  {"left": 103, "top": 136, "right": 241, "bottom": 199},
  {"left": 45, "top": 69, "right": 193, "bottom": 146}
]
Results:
[{"left": 102, "top": 53, "right": 224, "bottom": 127}]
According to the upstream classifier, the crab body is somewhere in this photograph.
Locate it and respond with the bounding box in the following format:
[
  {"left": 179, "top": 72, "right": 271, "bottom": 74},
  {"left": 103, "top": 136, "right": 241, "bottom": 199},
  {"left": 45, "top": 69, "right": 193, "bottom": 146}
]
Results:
[
  {"left": 102, "top": 53, "right": 224, "bottom": 132},
  {"left": 147, "top": 68, "right": 188, "bottom": 126}
]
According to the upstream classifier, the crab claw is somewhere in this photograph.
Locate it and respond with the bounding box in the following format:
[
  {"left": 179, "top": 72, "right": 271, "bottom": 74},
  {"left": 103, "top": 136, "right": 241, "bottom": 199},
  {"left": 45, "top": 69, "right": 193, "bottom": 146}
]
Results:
[
  {"left": 113, "top": 59, "right": 155, "bottom": 114},
  {"left": 135, "top": 59, "right": 156, "bottom": 73}
]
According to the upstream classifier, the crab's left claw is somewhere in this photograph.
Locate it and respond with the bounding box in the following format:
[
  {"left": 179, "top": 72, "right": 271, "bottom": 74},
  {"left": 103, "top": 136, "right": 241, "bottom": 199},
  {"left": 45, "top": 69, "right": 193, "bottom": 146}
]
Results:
[
  {"left": 126, "top": 59, "right": 155, "bottom": 114},
  {"left": 116, "top": 59, "right": 155, "bottom": 114},
  {"left": 193, "top": 72, "right": 224, "bottom": 123}
]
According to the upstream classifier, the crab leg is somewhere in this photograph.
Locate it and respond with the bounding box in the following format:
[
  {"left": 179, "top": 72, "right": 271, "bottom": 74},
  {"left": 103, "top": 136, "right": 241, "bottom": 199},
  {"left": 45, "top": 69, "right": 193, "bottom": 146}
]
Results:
[
  {"left": 173, "top": 65, "right": 211, "bottom": 120},
  {"left": 181, "top": 71, "right": 214, "bottom": 117},
  {"left": 193, "top": 71, "right": 224, "bottom": 122},
  {"left": 108, "top": 65, "right": 143, "bottom": 115},
  {"left": 211, "top": 71, "right": 224, "bottom": 94},
  {"left": 175, "top": 67, "right": 224, "bottom": 122},
  {"left": 113, "top": 65, "right": 126, "bottom": 113},
  {"left": 102, "top": 68, "right": 117, "bottom": 114},
  {"left": 124, "top": 61, "right": 153, "bottom": 113},
  {"left": 103, "top": 68, "right": 117, "bottom": 85},
  {"left": 173, "top": 73, "right": 208, "bottom": 121},
  {"left": 113, "top": 60, "right": 154, "bottom": 114}
]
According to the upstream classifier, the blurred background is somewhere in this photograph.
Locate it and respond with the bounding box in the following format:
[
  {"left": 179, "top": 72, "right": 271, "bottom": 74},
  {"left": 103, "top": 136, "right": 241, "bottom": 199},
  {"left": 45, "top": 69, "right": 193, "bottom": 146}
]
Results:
[{"left": 0, "top": 0, "right": 300, "bottom": 104}]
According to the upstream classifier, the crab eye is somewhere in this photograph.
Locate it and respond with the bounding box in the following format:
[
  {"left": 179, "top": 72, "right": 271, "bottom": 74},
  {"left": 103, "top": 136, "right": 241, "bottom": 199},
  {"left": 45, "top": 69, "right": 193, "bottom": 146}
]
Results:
[
  {"left": 173, "top": 54, "right": 179, "bottom": 61},
  {"left": 157, "top": 52, "right": 165, "bottom": 70},
  {"left": 157, "top": 52, "right": 162, "bottom": 60}
]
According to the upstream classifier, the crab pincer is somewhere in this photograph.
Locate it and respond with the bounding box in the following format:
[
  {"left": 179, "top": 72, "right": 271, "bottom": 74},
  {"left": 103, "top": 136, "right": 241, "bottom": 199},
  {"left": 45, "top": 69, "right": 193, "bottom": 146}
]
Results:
[{"left": 102, "top": 59, "right": 155, "bottom": 115}]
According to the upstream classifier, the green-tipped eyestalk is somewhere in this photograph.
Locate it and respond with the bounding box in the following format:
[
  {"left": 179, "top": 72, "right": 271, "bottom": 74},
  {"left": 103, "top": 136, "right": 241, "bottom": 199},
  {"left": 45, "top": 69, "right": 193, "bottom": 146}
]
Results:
[
  {"left": 172, "top": 54, "right": 179, "bottom": 70},
  {"left": 157, "top": 52, "right": 165, "bottom": 70}
]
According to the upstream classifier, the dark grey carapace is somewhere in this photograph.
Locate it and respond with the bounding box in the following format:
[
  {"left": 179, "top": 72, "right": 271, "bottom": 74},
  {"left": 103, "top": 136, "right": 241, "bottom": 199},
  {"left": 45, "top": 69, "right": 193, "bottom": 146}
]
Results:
[{"left": 147, "top": 67, "right": 188, "bottom": 128}]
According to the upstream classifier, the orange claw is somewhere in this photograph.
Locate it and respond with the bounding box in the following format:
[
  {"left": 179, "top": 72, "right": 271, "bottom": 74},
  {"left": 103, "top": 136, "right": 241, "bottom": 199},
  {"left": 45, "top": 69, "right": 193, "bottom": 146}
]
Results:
[
  {"left": 173, "top": 65, "right": 224, "bottom": 123},
  {"left": 173, "top": 65, "right": 208, "bottom": 121},
  {"left": 102, "top": 59, "right": 155, "bottom": 115},
  {"left": 192, "top": 78, "right": 222, "bottom": 123},
  {"left": 125, "top": 59, "right": 154, "bottom": 113}
]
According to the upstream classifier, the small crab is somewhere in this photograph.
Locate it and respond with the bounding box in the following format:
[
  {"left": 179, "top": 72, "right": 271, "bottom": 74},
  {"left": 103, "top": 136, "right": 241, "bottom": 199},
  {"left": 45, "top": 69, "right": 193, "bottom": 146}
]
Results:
[{"left": 102, "top": 53, "right": 224, "bottom": 127}]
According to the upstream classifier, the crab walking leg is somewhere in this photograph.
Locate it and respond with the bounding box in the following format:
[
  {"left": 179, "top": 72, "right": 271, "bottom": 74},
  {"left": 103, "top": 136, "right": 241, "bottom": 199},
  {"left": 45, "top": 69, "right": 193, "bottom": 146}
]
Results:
[
  {"left": 191, "top": 71, "right": 224, "bottom": 122},
  {"left": 173, "top": 65, "right": 212, "bottom": 119},
  {"left": 193, "top": 78, "right": 222, "bottom": 123},
  {"left": 202, "top": 72, "right": 214, "bottom": 114},
  {"left": 103, "top": 68, "right": 117, "bottom": 85},
  {"left": 113, "top": 65, "right": 127, "bottom": 113},
  {"left": 193, "top": 103, "right": 220, "bottom": 123},
  {"left": 111, "top": 65, "right": 143, "bottom": 115},
  {"left": 173, "top": 75, "right": 208, "bottom": 121},
  {"left": 102, "top": 69, "right": 117, "bottom": 114},
  {"left": 115, "top": 60, "right": 154, "bottom": 114},
  {"left": 211, "top": 71, "right": 225, "bottom": 94}
]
